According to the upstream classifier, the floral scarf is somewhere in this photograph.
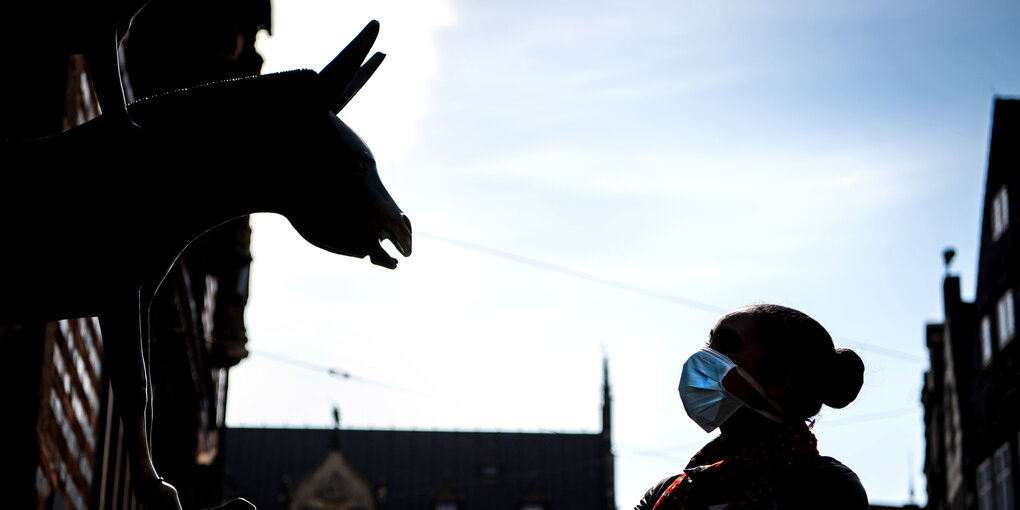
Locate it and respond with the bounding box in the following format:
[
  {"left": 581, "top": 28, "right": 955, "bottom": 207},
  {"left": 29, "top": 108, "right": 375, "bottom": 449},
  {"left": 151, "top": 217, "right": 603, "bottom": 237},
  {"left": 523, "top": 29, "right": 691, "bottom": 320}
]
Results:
[{"left": 652, "top": 422, "right": 819, "bottom": 510}]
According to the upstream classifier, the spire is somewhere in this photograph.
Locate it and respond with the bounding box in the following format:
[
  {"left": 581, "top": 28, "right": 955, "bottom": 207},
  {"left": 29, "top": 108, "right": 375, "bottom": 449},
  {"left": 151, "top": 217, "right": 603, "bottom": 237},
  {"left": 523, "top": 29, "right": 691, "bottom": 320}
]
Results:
[
  {"left": 331, "top": 404, "right": 342, "bottom": 451},
  {"left": 601, "top": 355, "right": 615, "bottom": 510},
  {"left": 601, "top": 356, "right": 611, "bottom": 439}
]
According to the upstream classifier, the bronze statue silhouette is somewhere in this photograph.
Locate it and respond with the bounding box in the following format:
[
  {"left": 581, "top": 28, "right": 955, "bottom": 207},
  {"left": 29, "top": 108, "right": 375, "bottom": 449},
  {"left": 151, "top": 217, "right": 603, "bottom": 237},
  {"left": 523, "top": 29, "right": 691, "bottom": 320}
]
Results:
[{"left": 0, "top": 21, "right": 410, "bottom": 510}]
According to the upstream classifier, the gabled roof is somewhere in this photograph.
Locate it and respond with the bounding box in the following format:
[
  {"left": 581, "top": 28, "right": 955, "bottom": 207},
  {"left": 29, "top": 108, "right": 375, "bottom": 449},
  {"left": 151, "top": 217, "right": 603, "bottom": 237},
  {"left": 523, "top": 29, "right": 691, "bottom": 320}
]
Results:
[{"left": 224, "top": 427, "right": 612, "bottom": 510}]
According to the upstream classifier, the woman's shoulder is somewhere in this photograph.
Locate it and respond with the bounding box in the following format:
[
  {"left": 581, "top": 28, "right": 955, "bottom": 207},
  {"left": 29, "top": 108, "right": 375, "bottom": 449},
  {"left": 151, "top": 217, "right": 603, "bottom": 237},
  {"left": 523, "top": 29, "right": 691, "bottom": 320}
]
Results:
[
  {"left": 776, "top": 456, "right": 869, "bottom": 509},
  {"left": 634, "top": 457, "right": 867, "bottom": 510},
  {"left": 634, "top": 474, "right": 683, "bottom": 510}
]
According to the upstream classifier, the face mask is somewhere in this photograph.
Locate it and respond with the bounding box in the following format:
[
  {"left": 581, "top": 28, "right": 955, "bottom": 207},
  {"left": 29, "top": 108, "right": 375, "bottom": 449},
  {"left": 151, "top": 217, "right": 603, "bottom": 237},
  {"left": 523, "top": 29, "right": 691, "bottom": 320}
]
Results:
[{"left": 678, "top": 347, "right": 783, "bottom": 432}]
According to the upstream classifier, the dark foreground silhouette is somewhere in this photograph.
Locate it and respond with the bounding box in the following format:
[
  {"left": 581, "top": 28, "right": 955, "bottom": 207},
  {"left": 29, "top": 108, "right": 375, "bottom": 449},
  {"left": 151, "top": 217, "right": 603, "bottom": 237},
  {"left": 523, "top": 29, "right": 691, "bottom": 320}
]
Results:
[{"left": 0, "top": 21, "right": 410, "bottom": 510}]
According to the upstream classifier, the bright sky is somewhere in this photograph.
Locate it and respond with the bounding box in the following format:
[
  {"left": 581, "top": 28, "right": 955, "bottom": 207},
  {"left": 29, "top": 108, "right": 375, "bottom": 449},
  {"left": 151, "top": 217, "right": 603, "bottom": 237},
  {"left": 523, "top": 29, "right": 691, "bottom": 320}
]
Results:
[{"left": 223, "top": 1, "right": 1020, "bottom": 508}]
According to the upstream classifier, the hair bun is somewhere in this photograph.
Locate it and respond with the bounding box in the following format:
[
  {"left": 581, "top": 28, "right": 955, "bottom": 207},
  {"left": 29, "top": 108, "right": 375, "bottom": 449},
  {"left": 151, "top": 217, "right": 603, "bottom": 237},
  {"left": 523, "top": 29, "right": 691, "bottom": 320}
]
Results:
[{"left": 822, "top": 348, "right": 864, "bottom": 409}]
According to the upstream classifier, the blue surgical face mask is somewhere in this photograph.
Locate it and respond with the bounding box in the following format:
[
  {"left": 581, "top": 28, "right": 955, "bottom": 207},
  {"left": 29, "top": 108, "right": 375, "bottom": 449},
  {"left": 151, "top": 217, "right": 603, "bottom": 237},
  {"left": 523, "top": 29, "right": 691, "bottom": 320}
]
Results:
[{"left": 678, "top": 347, "right": 783, "bottom": 432}]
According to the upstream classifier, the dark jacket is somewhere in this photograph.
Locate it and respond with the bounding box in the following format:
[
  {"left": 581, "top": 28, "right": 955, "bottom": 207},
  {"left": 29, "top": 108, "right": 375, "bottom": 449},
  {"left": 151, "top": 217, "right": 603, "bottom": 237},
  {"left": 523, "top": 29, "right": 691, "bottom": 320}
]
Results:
[{"left": 634, "top": 456, "right": 868, "bottom": 510}]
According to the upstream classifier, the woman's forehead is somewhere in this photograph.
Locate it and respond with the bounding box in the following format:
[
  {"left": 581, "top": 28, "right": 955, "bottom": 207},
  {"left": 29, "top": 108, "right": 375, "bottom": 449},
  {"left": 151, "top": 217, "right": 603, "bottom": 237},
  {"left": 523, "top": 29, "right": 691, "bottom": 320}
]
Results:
[
  {"left": 710, "top": 311, "right": 767, "bottom": 375},
  {"left": 713, "top": 310, "right": 755, "bottom": 333}
]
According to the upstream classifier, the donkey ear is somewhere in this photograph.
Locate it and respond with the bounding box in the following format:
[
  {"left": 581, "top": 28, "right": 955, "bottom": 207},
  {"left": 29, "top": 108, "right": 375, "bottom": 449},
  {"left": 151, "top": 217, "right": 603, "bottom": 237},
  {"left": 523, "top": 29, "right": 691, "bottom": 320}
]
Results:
[
  {"left": 331, "top": 52, "right": 385, "bottom": 113},
  {"left": 319, "top": 20, "right": 379, "bottom": 111}
]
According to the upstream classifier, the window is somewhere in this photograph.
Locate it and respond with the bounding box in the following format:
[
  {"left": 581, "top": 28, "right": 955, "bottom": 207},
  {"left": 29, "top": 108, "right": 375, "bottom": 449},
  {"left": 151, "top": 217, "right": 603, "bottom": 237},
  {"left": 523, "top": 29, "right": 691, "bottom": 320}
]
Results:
[
  {"left": 982, "top": 316, "right": 994, "bottom": 365},
  {"left": 995, "top": 443, "right": 1014, "bottom": 510},
  {"left": 992, "top": 186, "right": 1010, "bottom": 240},
  {"left": 978, "top": 444, "right": 1016, "bottom": 510},
  {"left": 436, "top": 503, "right": 457, "bottom": 510},
  {"left": 522, "top": 504, "right": 545, "bottom": 510},
  {"left": 979, "top": 458, "right": 994, "bottom": 510},
  {"left": 998, "top": 289, "right": 1016, "bottom": 347}
]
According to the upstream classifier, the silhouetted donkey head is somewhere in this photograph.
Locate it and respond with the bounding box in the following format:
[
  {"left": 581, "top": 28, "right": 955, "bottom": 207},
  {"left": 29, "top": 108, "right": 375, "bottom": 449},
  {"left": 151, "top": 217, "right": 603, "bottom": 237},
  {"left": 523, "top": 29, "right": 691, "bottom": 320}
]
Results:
[
  {"left": 283, "top": 130, "right": 414, "bottom": 269},
  {"left": 287, "top": 20, "right": 412, "bottom": 268},
  {"left": 124, "top": 19, "right": 412, "bottom": 271}
]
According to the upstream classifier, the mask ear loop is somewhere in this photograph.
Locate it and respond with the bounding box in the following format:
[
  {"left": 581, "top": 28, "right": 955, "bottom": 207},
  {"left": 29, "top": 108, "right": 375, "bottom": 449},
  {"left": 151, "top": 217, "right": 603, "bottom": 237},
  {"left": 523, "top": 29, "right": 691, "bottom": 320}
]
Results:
[
  {"left": 733, "top": 366, "right": 784, "bottom": 423},
  {"left": 702, "top": 346, "right": 784, "bottom": 423}
]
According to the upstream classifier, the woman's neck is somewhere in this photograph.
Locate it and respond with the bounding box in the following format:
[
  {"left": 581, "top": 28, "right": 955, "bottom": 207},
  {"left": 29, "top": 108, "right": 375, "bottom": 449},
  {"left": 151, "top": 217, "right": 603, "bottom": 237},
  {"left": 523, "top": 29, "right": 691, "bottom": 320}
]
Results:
[{"left": 718, "top": 408, "right": 791, "bottom": 448}]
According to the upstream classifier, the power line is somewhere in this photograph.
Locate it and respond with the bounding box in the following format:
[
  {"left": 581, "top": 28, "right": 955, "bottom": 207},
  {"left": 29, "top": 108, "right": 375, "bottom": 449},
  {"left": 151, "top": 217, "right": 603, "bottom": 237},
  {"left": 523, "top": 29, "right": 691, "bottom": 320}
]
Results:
[
  {"left": 834, "top": 337, "right": 926, "bottom": 363},
  {"left": 616, "top": 442, "right": 706, "bottom": 463},
  {"left": 248, "top": 348, "right": 427, "bottom": 396},
  {"left": 418, "top": 230, "right": 729, "bottom": 315},
  {"left": 254, "top": 338, "right": 921, "bottom": 431},
  {"left": 419, "top": 230, "right": 926, "bottom": 364},
  {"left": 247, "top": 350, "right": 608, "bottom": 425},
  {"left": 815, "top": 406, "right": 918, "bottom": 427},
  {"left": 251, "top": 348, "right": 919, "bottom": 463},
  {"left": 242, "top": 232, "right": 927, "bottom": 425}
]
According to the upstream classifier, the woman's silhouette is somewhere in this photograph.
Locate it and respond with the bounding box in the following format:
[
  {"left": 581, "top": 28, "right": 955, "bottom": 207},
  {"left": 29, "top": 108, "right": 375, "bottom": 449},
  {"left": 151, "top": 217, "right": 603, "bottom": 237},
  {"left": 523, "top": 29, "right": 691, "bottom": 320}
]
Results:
[{"left": 636, "top": 304, "right": 868, "bottom": 510}]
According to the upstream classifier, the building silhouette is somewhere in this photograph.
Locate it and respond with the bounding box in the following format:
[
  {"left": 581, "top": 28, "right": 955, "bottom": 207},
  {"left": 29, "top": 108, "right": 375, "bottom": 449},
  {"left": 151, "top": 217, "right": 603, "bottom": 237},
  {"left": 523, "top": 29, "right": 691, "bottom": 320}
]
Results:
[
  {"left": 222, "top": 360, "right": 617, "bottom": 510},
  {"left": 923, "top": 98, "right": 1018, "bottom": 510},
  {"left": 1, "top": 2, "right": 269, "bottom": 508}
]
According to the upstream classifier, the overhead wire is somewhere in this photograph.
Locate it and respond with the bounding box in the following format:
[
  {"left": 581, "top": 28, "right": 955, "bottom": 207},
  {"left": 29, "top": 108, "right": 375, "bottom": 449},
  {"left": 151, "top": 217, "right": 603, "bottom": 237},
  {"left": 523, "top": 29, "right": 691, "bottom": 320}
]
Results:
[
  {"left": 419, "top": 230, "right": 729, "bottom": 315},
  {"left": 240, "top": 229, "right": 927, "bottom": 444},
  {"left": 245, "top": 228, "right": 924, "bottom": 398},
  {"left": 418, "top": 230, "right": 927, "bottom": 364},
  {"left": 814, "top": 406, "right": 919, "bottom": 427},
  {"left": 249, "top": 348, "right": 428, "bottom": 396},
  {"left": 249, "top": 343, "right": 922, "bottom": 461}
]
